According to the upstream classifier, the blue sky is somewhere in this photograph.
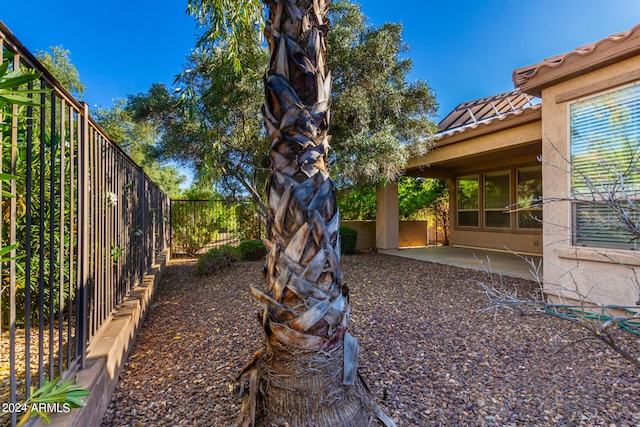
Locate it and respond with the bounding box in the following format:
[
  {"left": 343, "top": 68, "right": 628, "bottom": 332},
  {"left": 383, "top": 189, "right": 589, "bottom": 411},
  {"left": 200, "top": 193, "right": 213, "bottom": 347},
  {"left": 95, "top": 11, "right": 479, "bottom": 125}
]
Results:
[{"left": 2, "top": 0, "right": 639, "bottom": 122}]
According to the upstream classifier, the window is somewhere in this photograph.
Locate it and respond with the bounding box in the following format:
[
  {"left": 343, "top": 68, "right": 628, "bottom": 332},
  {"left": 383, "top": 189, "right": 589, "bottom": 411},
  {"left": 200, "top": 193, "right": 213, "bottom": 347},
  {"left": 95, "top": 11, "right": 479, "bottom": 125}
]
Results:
[
  {"left": 457, "top": 175, "right": 478, "bottom": 227},
  {"left": 517, "top": 166, "right": 542, "bottom": 229},
  {"left": 570, "top": 83, "right": 640, "bottom": 249},
  {"left": 484, "top": 171, "right": 510, "bottom": 228}
]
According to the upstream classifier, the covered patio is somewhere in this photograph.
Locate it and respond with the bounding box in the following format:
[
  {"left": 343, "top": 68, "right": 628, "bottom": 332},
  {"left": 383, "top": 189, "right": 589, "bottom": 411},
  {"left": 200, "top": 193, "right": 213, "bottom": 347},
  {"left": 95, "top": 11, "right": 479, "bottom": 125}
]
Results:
[{"left": 374, "top": 90, "right": 544, "bottom": 265}]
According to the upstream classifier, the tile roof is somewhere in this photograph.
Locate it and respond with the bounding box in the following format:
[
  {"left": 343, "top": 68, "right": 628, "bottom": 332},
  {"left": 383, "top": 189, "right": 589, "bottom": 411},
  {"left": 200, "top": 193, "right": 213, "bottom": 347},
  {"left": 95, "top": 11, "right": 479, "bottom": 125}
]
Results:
[
  {"left": 513, "top": 23, "right": 640, "bottom": 96},
  {"left": 437, "top": 90, "right": 539, "bottom": 134}
]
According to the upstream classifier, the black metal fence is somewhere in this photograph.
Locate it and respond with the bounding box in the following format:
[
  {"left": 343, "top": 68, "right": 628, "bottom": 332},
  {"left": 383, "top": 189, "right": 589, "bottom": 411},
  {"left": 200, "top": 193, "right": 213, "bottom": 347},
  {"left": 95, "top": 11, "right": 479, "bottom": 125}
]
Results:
[
  {"left": 0, "top": 21, "right": 169, "bottom": 427},
  {"left": 170, "top": 199, "right": 263, "bottom": 257}
]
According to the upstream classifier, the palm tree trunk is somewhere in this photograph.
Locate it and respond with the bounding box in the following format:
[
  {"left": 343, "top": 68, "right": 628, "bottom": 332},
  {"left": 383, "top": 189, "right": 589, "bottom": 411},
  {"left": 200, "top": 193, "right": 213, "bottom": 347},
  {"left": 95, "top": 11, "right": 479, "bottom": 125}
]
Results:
[{"left": 234, "top": 1, "right": 395, "bottom": 426}]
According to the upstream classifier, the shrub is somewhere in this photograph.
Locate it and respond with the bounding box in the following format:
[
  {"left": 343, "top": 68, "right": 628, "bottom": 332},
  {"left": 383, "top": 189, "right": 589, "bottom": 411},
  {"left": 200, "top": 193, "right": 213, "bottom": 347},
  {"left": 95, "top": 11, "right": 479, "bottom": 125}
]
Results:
[
  {"left": 339, "top": 226, "right": 358, "bottom": 255},
  {"left": 219, "top": 244, "right": 242, "bottom": 258},
  {"left": 197, "top": 245, "right": 241, "bottom": 275},
  {"left": 238, "top": 239, "right": 267, "bottom": 261},
  {"left": 170, "top": 200, "right": 221, "bottom": 256},
  {"left": 235, "top": 204, "right": 263, "bottom": 240}
]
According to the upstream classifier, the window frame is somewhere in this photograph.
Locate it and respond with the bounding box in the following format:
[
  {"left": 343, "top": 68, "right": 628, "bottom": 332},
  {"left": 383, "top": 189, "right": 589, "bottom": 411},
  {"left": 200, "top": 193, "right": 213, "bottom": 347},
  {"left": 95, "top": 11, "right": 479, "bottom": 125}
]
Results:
[
  {"left": 483, "top": 170, "right": 511, "bottom": 229},
  {"left": 456, "top": 175, "right": 479, "bottom": 228},
  {"left": 516, "top": 166, "right": 543, "bottom": 230},
  {"left": 568, "top": 81, "right": 640, "bottom": 250}
]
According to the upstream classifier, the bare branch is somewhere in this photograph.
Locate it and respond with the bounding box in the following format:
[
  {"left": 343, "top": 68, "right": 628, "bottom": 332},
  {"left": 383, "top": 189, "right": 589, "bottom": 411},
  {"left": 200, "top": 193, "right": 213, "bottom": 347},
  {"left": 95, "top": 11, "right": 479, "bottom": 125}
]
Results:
[{"left": 477, "top": 247, "right": 640, "bottom": 370}]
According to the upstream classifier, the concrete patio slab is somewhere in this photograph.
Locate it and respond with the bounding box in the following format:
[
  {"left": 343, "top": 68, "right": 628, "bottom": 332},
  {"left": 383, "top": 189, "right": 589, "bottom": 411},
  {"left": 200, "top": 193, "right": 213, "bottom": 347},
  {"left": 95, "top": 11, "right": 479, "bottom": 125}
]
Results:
[{"left": 382, "top": 246, "right": 542, "bottom": 281}]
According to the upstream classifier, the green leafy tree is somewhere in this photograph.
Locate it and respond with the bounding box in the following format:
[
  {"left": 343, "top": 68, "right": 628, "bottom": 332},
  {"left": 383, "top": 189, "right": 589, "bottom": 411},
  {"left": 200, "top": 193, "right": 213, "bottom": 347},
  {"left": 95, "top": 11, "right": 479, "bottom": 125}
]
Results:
[
  {"left": 127, "top": 42, "right": 269, "bottom": 206},
  {"left": 186, "top": 0, "right": 263, "bottom": 72},
  {"left": 339, "top": 177, "right": 447, "bottom": 221},
  {"left": 132, "top": 0, "right": 436, "bottom": 205},
  {"left": 34, "top": 46, "right": 85, "bottom": 98},
  {"left": 327, "top": 1, "right": 438, "bottom": 186},
  {"left": 398, "top": 177, "right": 447, "bottom": 219},
  {"left": 337, "top": 185, "right": 377, "bottom": 220},
  {"left": 92, "top": 100, "right": 186, "bottom": 196}
]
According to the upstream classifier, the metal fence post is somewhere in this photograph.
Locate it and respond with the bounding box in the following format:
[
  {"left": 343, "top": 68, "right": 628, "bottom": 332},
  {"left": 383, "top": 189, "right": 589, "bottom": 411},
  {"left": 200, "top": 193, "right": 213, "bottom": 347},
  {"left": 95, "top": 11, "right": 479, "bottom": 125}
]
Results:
[
  {"left": 77, "top": 102, "right": 90, "bottom": 369},
  {"left": 0, "top": 23, "right": 172, "bottom": 423}
]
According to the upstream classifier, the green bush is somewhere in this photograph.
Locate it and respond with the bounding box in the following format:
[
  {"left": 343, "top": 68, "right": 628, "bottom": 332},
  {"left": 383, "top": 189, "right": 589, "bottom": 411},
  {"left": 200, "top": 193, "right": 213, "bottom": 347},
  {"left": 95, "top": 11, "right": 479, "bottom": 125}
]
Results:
[
  {"left": 197, "top": 245, "right": 241, "bottom": 275},
  {"left": 238, "top": 239, "right": 267, "bottom": 261},
  {"left": 170, "top": 200, "right": 222, "bottom": 256},
  {"left": 235, "top": 204, "right": 263, "bottom": 240},
  {"left": 339, "top": 226, "right": 358, "bottom": 255},
  {"left": 219, "top": 244, "right": 242, "bottom": 258}
]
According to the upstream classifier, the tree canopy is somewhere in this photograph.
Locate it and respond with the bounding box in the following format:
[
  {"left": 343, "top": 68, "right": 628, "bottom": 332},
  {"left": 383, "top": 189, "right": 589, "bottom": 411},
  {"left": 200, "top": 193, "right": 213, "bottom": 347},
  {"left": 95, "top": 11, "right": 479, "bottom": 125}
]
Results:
[
  {"left": 35, "top": 46, "right": 85, "bottom": 98},
  {"left": 127, "top": 39, "right": 269, "bottom": 206},
  {"left": 131, "top": 0, "right": 437, "bottom": 205},
  {"left": 327, "top": 1, "right": 437, "bottom": 186},
  {"left": 93, "top": 99, "right": 186, "bottom": 196},
  {"left": 339, "top": 177, "right": 447, "bottom": 220},
  {"left": 186, "top": 0, "right": 264, "bottom": 72}
]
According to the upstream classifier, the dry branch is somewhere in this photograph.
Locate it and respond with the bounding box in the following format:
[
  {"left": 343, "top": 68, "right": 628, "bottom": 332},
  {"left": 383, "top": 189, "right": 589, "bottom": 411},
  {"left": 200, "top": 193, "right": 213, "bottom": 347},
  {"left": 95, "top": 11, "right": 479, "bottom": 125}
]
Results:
[{"left": 476, "top": 251, "right": 640, "bottom": 370}]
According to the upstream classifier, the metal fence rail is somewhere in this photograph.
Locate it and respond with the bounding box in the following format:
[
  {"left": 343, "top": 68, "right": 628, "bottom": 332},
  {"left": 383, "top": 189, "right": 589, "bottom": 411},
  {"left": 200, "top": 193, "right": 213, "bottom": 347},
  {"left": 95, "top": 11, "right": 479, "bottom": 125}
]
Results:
[{"left": 0, "top": 21, "right": 169, "bottom": 427}]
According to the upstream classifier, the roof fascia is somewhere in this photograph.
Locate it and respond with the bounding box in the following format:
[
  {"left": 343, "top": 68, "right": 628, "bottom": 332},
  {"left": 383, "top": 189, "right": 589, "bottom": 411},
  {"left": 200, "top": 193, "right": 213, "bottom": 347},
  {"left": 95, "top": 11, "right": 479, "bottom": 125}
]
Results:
[{"left": 514, "top": 26, "right": 640, "bottom": 97}]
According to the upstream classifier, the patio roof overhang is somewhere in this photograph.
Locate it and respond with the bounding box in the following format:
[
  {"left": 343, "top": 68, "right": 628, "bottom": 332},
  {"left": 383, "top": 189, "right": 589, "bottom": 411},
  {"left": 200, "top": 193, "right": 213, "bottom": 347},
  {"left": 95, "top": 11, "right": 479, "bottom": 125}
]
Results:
[{"left": 405, "top": 103, "right": 542, "bottom": 178}]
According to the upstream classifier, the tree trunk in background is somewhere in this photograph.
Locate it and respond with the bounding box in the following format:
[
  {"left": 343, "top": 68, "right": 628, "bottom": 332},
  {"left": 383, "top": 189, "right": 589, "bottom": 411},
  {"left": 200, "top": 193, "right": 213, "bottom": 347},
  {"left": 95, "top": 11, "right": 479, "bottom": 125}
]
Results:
[{"left": 235, "top": 1, "right": 395, "bottom": 426}]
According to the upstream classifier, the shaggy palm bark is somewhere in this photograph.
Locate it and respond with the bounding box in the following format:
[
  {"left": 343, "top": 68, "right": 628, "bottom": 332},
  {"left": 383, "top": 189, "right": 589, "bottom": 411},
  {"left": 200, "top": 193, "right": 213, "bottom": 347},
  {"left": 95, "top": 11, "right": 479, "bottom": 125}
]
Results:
[{"left": 234, "top": 1, "right": 394, "bottom": 426}]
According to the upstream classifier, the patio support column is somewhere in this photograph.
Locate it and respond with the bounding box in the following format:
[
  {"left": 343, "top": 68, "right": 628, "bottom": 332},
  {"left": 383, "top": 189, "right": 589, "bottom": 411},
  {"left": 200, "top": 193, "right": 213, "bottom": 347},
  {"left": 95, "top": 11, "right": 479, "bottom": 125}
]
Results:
[{"left": 376, "top": 182, "right": 399, "bottom": 253}]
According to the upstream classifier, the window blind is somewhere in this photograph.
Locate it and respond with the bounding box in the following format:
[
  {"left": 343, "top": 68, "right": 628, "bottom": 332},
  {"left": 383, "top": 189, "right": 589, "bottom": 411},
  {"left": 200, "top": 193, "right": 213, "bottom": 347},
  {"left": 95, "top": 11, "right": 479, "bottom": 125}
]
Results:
[
  {"left": 574, "top": 202, "right": 639, "bottom": 249},
  {"left": 570, "top": 83, "right": 640, "bottom": 249},
  {"left": 484, "top": 171, "right": 510, "bottom": 228}
]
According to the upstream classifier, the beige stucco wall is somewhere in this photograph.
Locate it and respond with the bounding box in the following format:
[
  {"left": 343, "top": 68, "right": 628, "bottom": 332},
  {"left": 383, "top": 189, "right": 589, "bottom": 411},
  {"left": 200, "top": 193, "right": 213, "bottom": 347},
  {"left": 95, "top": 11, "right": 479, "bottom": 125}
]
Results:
[
  {"left": 341, "top": 220, "right": 376, "bottom": 250},
  {"left": 343, "top": 220, "right": 444, "bottom": 249},
  {"left": 406, "top": 111, "right": 543, "bottom": 256},
  {"left": 447, "top": 155, "right": 544, "bottom": 256},
  {"left": 451, "top": 229, "right": 542, "bottom": 255},
  {"left": 411, "top": 121, "right": 542, "bottom": 168},
  {"left": 399, "top": 221, "right": 428, "bottom": 246},
  {"left": 398, "top": 221, "right": 445, "bottom": 247},
  {"left": 540, "top": 55, "right": 640, "bottom": 307}
]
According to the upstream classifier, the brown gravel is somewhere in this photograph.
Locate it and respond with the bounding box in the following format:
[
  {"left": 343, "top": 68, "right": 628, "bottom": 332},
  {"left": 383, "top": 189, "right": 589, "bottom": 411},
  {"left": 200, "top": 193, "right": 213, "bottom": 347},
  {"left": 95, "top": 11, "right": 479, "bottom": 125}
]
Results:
[{"left": 102, "top": 253, "right": 640, "bottom": 427}]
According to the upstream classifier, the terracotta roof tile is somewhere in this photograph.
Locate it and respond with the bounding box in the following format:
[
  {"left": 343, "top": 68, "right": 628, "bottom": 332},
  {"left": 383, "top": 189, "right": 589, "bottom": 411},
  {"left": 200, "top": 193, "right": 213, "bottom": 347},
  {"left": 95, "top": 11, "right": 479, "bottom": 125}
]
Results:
[
  {"left": 437, "top": 90, "right": 539, "bottom": 134},
  {"left": 513, "top": 23, "right": 640, "bottom": 96},
  {"left": 434, "top": 103, "right": 541, "bottom": 141}
]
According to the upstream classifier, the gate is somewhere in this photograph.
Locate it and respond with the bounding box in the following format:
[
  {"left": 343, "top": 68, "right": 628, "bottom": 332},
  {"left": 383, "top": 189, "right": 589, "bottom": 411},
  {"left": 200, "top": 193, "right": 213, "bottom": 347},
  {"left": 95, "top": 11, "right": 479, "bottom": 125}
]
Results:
[{"left": 169, "top": 199, "right": 264, "bottom": 257}]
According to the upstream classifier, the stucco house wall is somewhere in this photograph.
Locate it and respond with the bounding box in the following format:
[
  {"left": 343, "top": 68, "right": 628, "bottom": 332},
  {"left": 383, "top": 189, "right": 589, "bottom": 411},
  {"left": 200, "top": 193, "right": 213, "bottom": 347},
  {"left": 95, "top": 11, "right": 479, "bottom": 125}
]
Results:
[
  {"left": 342, "top": 220, "right": 445, "bottom": 250},
  {"left": 534, "top": 55, "right": 640, "bottom": 307},
  {"left": 341, "top": 220, "right": 376, "bottom": 250},
  {"left": 392, "top": 24, "right": 640, "bottom": 310}
]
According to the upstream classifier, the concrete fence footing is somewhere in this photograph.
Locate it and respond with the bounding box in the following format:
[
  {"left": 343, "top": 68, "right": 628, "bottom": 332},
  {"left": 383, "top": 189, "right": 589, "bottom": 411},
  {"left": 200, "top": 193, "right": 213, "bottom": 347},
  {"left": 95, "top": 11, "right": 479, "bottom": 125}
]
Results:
[{"left": 39, "top": 249, "right": 170, "bottom": 427}]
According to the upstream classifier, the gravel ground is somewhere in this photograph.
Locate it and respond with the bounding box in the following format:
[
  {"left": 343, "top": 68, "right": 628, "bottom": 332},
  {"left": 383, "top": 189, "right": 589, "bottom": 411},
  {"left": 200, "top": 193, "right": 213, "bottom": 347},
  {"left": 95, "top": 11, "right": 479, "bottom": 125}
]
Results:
[{"left": 102, "top": 253, "right": 640, "bottom": 427}]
